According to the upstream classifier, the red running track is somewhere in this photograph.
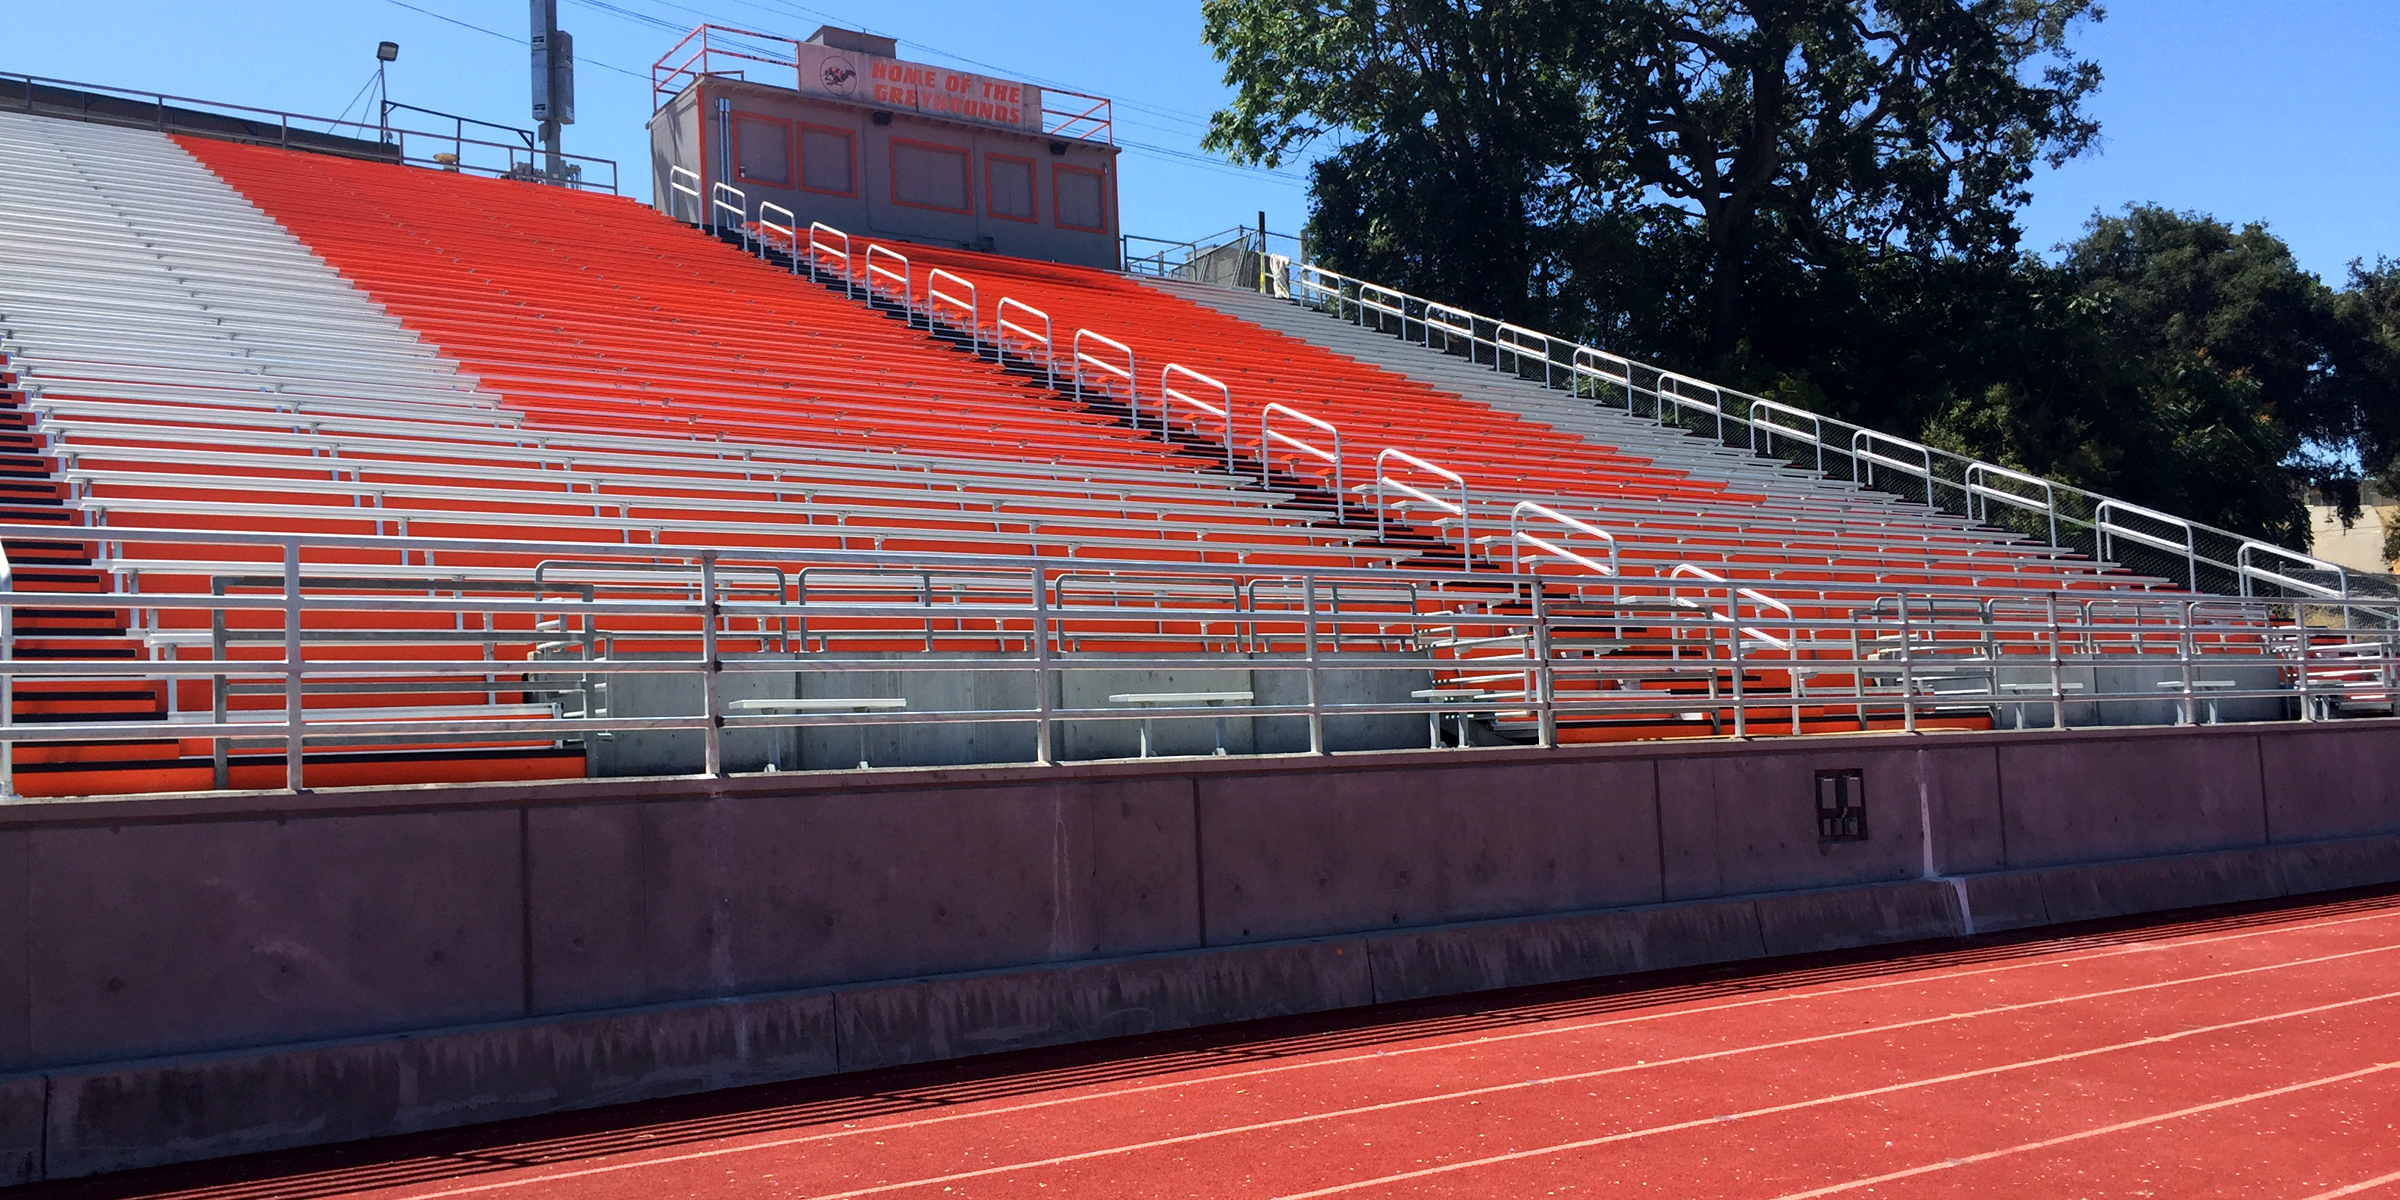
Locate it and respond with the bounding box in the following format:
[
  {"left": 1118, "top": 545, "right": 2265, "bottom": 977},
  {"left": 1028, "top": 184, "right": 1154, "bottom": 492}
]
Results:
[{"left": 41, "top": 888, "right": 2400, "bottom": 1200}]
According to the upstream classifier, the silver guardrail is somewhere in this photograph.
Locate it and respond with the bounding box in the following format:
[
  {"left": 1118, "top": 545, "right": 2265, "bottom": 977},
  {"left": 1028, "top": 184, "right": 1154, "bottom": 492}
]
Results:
[
  {"left": 3, "top": 69, "right": 620, "bottom": 192},
  {"left": 3, "top": 523, "right": 2380, "bottom": 800},
  {"left": 1262, "top": 259, "right": 2391, "bottom": 613}
]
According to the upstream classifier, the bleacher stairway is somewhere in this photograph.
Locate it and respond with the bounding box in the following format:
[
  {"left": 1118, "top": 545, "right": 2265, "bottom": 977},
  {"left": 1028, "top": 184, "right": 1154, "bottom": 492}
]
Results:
[{"left": 1146, "top": 277, "right": 1928, "bottom": 507}]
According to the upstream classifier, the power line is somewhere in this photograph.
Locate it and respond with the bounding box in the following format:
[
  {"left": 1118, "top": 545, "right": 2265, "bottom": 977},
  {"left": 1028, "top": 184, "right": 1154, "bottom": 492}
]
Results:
[
  {"left": 379, "top": 0, "right": 650, "bottom": 79},
  {"left": 739, "top": 0, "right": 1225, "bottom": 134},
  {"left": 569, "top": 0, "right": 686, "bottom": 35},
  {"left": 562, "top": 0, "right": 1310, "bottom": 185},
  {"left": 410, "top": 0, "right": 1311, "bottom": 193},
  {"left": 1119, "top": 139, "right": 1307, "bottom": 188}
]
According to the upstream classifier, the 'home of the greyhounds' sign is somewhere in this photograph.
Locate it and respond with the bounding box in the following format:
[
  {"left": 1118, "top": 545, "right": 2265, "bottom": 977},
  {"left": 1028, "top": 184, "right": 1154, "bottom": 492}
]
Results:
[{"left": 792, "top": 41, "right": 1041, "bottom": 134}]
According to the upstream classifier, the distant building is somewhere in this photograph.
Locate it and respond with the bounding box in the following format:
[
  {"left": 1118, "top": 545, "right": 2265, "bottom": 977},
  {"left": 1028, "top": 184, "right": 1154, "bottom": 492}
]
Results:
[
  {"left": 649, "top": 26, "right": 1121, "bottom": 269},
  {"left": 2307, "top": 482, "right": 2397, "bottom": 575}
]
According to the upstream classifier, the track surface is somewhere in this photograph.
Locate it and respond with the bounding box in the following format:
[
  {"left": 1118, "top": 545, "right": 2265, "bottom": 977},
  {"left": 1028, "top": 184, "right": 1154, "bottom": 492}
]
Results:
[{"left": 41, "top": 888, "right": 2400, "bottom": 1200}]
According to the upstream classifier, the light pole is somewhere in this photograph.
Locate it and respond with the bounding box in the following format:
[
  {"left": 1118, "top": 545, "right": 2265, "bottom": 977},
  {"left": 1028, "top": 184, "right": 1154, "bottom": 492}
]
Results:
[
  {"left": 376, "top": 41, "right": 399, "bottom": 144},
  {"left": 530, "top": 0, "right": 574, "bottom": 179}
]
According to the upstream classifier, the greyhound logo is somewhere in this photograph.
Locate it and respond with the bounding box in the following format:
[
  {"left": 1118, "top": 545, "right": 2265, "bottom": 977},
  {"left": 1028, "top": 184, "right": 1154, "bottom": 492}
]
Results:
[{"left": 820, "top": 58, "right": 857, "bottom": 95}]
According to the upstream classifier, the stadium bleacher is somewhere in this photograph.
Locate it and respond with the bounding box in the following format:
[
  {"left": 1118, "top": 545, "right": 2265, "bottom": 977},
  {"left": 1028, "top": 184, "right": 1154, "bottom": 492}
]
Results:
[
  {"left": 0, "top": 111, "right": 1399, "bottom": 792},
  {"left": 12, "top": 50, "right": 2400, "bottom": 1191},
  {"left": 0, "top": 97, "right": 2351, "bottom": 798}
]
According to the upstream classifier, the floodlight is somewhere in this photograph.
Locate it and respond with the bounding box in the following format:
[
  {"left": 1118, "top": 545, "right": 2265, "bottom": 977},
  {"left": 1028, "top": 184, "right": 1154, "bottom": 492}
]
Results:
[{"left": 377, "top": 41, "right": 400, "bottom": 62}]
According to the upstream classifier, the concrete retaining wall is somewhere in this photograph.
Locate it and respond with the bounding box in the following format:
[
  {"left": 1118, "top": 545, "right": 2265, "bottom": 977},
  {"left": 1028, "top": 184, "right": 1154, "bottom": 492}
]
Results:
[{"left": 3, "top": 718, "right": 2398, "bottom": 1182}]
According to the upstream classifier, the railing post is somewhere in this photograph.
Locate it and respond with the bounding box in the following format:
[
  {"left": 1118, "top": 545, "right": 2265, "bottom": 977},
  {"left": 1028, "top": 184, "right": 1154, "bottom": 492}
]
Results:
[
  {"left": 1304, "top": 573, "right": 1325, "bottom": 755},
  {"left": 700, "top": 551, "right": 723, "bottom": 776},
  {"left": 1729, "top": 600, "right": 1747, "bottom": 739},
  {"left": 1032, "top": 562, "right": 1054, "bottom": 764},
  {"left": 1532, "top": 577, "right": 1556, "bottom": 748},
  {"left": 2179, "top": 599, "right": 2198, "bottom": 726},
  {"left": 2298, "top": 628, "right": 2317, "bottom": 721},
  {"left": 212, "top": 580, "right": 229, "bottom": 789},
  {"left": 283, "top": 540, "right": 304, "bottom": 791},
  {"left": 1, "top": 563, "right": 14, "bottom": 801},
  {"left": 2047, "top": 592, "right": 2065, "bottom": 731},
  {"left": 1897, "top": 593, "right": 1917, "bottom": 733}
]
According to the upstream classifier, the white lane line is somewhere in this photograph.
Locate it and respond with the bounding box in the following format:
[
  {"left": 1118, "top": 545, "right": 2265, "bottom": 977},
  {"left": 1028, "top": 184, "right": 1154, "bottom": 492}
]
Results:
[
  {"left": 388, "top": 940, "right": 2400, "bottom": 1200},
  {"left": 2307, "top": 1167, "right": 2400, "bottom": 1199},
  {"left": 1270, "top": 989, "right": 2400, "bottom": 1199},
  {"left": 359, "top": 905, "right": 2400, "bottom": 1200},
  {"left": 1760, "top": 1063, "right": 2400, "bottom": 1199}
]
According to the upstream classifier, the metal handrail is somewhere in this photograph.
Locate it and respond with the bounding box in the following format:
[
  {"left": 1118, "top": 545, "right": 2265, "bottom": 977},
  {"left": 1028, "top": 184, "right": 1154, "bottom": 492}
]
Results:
[
  {"left": 806, "top": 221, "right": 852, "bottom": 298},
  {"left": 710, "top": 181, "right": 748, "bottom": 243},
  {"left": 996, "top": 297, "right": 1054, "bottom": 387},
  {"left": 0, "top": 516, "right": 2361, "bottom": 798},
  {"left": 1733, "top": 587, "right": 1797, "bottom": 652},
  {"left": 1072, "top": 328, "right": 1135, "bottom": 417},
  {"left": 1425, "top": 303, "right": 1475, "bottom": 351},
  {"left": 1494, "top": 323, "right": 1552, "bottom": 387},
  {"left": 1509, "top": 502, "right": 1618, "bottom": 579},
  {"left": 1160, "top": 363, "right": 1236, "bottom": 474},
  {"left": 1358, "top": 282, "right": 1409, "bottom": 326},
  {"left": 651, "top": 24, "right": 801, "bottom": 111},
  {"left": 1655, "top": 371, "right": 1723, "bottom": 438},
  {"left": 927, "top": 268, "right": 979, "bottom": 354},
  {"left": 2237, "top": 541, "right": 2348, "bottom": 601},
  {"left": 1966, "top": 462, "right": 2060, "bottom": 546},
  {"left": 1292, "top": 264, "right": 1341, "bottom": 311},
  {"left": 667, "top": 166, "right": 702, "bottom": 224},
  {"left": 865, "top": 243, "right": 911, "bottom": 324},
  {"left": 2096, "top": 499, "right": 2200, "bottom": 589},
  {"left": 1852, "top": 428, "right": 1937, "bottom": 500},
  {"left": 755, "top": 201, "right": 798, "bottom": 271},
  {"left": 1268, "top": 258, "right": 2393, "bottom": 607},
  {"left": 4, "top": 69, "right": 620, "bottom": 192},
  {"left": 1261, "top": 403, "right": 1344, "bottom": 515},
  {"left": 1668, "top": 563, "right": 1793, "bottom": 651},
  {"left": 1571, "top": 346, "right": 1635, "bottom": 408},
  {"left": 0, "top": 544, "right": 12, "bottom": 799},
  {"left": 1373, "top": 448, "right": 1470, "bottom": 564},
  {"left": 1040, "top": 87, "right": 1115, "bottom": 145},
  {"left": 1749, "top": 398, "right": 1826, "bottom": 470}
]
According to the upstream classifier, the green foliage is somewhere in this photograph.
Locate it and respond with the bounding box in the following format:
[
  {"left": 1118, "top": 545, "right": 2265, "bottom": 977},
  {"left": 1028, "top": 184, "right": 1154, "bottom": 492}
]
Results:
[
  {"left": 2336, "top": 258, "right": 2400, "bottom": 562},
  {"left": 1202, "top": 0, "right": 2102, "bottom": 349},
  {"left": 1201, "top": 0, "right": 1595, "bottom": 322},
  {"left": 1200, "top": 1, "right": 2400, "bottom": 552}
]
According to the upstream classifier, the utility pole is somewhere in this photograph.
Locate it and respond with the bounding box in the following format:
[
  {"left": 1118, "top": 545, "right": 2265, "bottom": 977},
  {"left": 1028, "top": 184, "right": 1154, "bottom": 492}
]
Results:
[{"left": 530, "top": 0, "right": 574, "bottom": 179}]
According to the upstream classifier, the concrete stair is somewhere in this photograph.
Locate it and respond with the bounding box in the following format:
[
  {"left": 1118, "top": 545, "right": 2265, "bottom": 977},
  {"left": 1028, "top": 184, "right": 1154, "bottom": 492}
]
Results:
[{"left": 1142, "top": 276, "right": 1970, "bottom": 519}]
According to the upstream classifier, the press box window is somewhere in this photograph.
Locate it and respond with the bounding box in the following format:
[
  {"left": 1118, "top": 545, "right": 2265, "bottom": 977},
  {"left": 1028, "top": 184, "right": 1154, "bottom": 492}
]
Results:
[
  {"left": 799, "top": 125, "right": 855, "bottom": 196},
  {"left": 733, "top": 115, "right": 791, "bottom": 187},
  {"left": 1053, "top": 164, "right": 1106, "bottom": 232},
  {"left": 986, "top": 154, "right": 1037, "bottom": 222},
  {"left": 1815, "top": 769, "right": 1867, "bottom": 842},
  {"left": 891, "top": 138, "right": 971, "bottom": 213}
]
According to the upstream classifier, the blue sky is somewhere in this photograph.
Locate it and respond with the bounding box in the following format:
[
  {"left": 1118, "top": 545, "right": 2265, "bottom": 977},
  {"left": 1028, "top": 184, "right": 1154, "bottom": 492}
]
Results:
[{"left": 5, "top": 1, "right": 2392, "bottom": 279}]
